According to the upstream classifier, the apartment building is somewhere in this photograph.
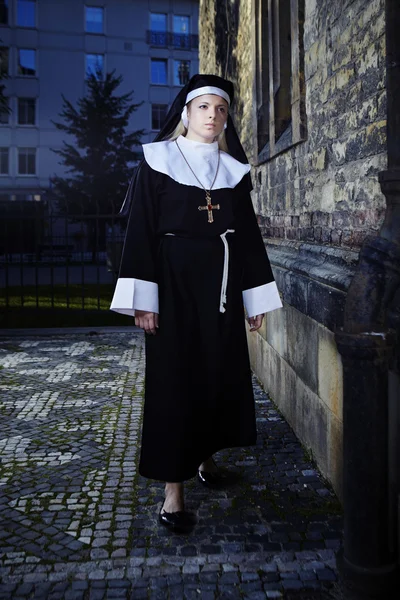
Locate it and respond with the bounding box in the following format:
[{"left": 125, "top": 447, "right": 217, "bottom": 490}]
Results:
[{"left": 0, "top": 0, "right": 199, "bottom": 203}]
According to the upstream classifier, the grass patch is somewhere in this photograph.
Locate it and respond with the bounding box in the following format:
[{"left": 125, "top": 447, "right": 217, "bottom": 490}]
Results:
[
  {"left": 2, "top": 284, "right": 115, "bottom": 311},
  {"left": 0, "top": 284, "right": 135, "bottom": 328},
  {"left": 0, "top": 308, "right": 133, "bottom": 329}
]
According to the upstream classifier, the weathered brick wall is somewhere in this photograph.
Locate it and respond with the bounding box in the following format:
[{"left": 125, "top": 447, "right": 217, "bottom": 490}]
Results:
[
  {"left": 200, "top": 0, "right": 388, "bottom": 497},
  {"left": 199, "top": 0, "right": 255, "bottom": 158},
  {"left": 200, "top": 0, "right": 387, "bottom": 250}
]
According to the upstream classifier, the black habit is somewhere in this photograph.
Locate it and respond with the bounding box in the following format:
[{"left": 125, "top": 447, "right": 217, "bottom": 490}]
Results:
[{"left": 111, "top": 134, "right": 282, "bottom": 482}]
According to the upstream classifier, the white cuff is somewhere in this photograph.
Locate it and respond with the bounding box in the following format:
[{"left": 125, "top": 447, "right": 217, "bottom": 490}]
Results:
[
  {"left": 110, "top": 278, "right": 159, "bottom": 317},
  {"left": 243, "top": 281, "right": 282, "bottom": 318}
]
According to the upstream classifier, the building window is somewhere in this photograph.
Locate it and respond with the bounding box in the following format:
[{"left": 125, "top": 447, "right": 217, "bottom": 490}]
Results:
[
  {"left": 148, "top": 12, "right": 167, "bottom": 46},
  {"left": 18, "top": 97, "right": 36, "bottom": 125},
  {"left": 255, "top": 0, "right": 306, "bottom": 162},
  {"left": 151, "top": 59, "right": 167, "bottom": 85},
  {"left": 174, "top": 15, "right": 190, "bottom": 33},
  {"left": 86, "top": 54, "right": 104, "bottom": 79},
  {"left": 0, "top": 47, "right": 9, "bottom": 76},
  {"left": 12, "top": 192, "right": 40, "bottom": 201},
  {"left": 0, "top": 99, "right": 9, "bottom": 124},
  {"left": 173, "top": 60, "right": 190, "bottom": 86},
  {"left": 152, "top": 104, "right": 168, "bottom": 130},
  {"left": 0, "top": 0, "right": 9, "bottom": 25},
  {"left": 173, "top": 15, "right": 190, "bottom": 49},
  {"left": 17, "top": 0, "right": 36, "bottom": 28},
  {"left": 0, "top": 147, "right": 9, "bottom": 174},
  {"left": 85, "top": 6, "right": 104, "bottom": 34},
  {"left": 18, "top": 49, "right": 36, "bottom": 76},
  {"left": 10, "top": 192, "right": 39, "bottom": 201},
  {"left": 18, "top": 147, "right": 36, "bottom": 175},
  {"left": 151, "top": 13, "right": 167, "bottom": 31}
]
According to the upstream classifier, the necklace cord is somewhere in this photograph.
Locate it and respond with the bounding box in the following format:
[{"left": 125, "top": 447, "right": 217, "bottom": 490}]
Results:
[{"left": 175, "top": 140, "right": 220, "bottom": 192}]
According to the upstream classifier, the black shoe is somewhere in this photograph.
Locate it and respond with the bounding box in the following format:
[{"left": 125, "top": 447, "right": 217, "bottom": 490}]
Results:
[
  {"left": 158, "top": 503, "right": 196, "bottom": 533},
  {"left": 197, "top": 468, "right": 238, "bottom": 488}
]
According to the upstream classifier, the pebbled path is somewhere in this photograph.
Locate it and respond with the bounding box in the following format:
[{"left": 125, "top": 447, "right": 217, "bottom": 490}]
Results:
[{"left": 0, "top": 331, "right": 343, "bottom": 599}]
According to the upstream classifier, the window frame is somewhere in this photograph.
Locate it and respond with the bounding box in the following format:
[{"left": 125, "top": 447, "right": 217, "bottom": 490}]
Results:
[
  {"left": 0, "top": 97, "right": 10, "bottom": 125},
  {"left": 85, "top": 5, "right": 104, "bottom": 35},
  {"left": 151, "top": 103, "right": 168, "bottom": 131},
  {"left": 18, "top": 97, "right": 36, "bottom": 126},
  {"left": 0, "top": 146, "right": 9, "bottom": 175},
  {"left": 253, "top": 0, "right": 307, "bottom": 164},
  {"left": 16, "top": 0, "right": 36, "bottom": 29},
  {"left": 17, "top": 48, "right": 36, "bottom": 77},
  {"left": 150, "top": 12, "right": 167, "bottom": 33},
  {"left": 173, "top": 15, "right": 190, "bottom": 34},
  {"left": 0, "top": 0, "right": 10, "bottom": 26},
  {"left": 0, "top": 46, "right": 9, "bottom": 76},
  {"left": 173, "top": 60, "right": 190, "bottom": 87},
  {"left": 17, "top": 146, "right": 36, "bottom": 176},
  {"left": 150, "top": 58, "right": 168, "bottom": 86},
  {"left": 85, "top": 53, "right": 104, "bottom": 80},
  {"left": 148, "top": 11, "right": 168, "bottom": 47},
  {"left": 172, "top": 15, "right": 191, "bottom": 49}
]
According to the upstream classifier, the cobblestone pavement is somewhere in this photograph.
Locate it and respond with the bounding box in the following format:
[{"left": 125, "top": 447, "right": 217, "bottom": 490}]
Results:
[{"left": 0, "top": 331, "right": 343, "bottom": 599}]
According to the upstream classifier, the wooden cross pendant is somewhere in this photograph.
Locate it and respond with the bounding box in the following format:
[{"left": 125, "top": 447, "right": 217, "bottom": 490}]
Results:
[{"left": 198, "top": 191, "right": 220, "bottom": 224}]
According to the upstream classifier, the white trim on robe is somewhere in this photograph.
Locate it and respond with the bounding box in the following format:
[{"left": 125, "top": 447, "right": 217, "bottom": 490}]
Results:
[
  {"left": 110, "top": 278, "right": 159, "bottom": 317},
  {"left": 142, "top": 135, "right": 251, "bottom": 190},
  {"left": 243, "top": 281, "right": 283, "bottom": 318}
]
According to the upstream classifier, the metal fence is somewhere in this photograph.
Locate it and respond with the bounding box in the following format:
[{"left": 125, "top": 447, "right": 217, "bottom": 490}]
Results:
[{"left": 0, "top": 199, "right": 126, "bottom": 315}]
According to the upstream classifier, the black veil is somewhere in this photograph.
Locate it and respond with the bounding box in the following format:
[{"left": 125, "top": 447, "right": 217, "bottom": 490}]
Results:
[{"left": 120, "top": 74, "right": 252, "bottom": 216}]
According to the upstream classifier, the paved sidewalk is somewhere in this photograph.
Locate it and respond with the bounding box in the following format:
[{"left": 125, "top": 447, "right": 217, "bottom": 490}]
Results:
[{"left": 0, "top": 332, "right": 343, "bottom": 599}]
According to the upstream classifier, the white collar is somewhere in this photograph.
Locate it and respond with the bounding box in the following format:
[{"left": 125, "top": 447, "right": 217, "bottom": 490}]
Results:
[
  {"left": 142, "top": 135, "right": 250, "bottom": 190},
  {"left": 176, "top": 134, "right": 219, "bottom": 155}
]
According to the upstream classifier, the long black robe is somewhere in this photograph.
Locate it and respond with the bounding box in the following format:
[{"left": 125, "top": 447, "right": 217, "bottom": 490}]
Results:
[{"left": 111, "top": 159, "right": 280, "bottom": 482}]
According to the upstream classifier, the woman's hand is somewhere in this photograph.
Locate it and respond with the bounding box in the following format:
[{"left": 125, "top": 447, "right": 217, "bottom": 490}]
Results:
[
  {"left": 135, "top": 310, "right": 159, "bottom": 335},
  {"left": 247, "top": 314, "right": 264, "bottom": 332}
]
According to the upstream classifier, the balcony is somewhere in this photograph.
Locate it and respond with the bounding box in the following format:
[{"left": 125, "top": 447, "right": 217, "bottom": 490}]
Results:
[{"left": 146, "top": 30, "right": 199, "bottom": 50}]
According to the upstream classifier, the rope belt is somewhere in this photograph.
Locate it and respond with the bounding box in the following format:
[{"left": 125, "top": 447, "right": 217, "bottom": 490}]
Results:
[
  {"left": 219, "top": 229, "right": 235, "bottom": 313},
  {"left": 164, "top": 229, "right": 235, "bottom": 314}
]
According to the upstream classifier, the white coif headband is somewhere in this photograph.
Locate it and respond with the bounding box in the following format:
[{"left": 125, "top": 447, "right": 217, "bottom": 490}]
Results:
[
  {"left": 186, "top": 86, "right": 231, "bottom": 106},
  {"left": 181, "top": 86, "right": 230, "bottom": 129}
]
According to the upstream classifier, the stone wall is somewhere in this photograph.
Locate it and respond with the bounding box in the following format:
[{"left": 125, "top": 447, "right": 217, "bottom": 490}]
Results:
[
  {"left": 199, "top": 0, "right": 388, "bottom": 498},
  {"left": 200, "top": 0, "right": 255, "bottom": 158},
  {"left": 260, "top": 0, "right": 386, "bottom": 250},
  {"left": 200, "top": 0, "right": 387, "bottom": 249}
]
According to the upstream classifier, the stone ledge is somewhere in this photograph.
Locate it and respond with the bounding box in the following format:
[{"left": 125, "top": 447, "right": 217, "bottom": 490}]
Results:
[{"left": 265, "top": 240, "right": 359, "bottom": 330}]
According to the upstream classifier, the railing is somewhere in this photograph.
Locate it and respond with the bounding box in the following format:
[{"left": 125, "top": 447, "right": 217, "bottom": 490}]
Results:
[
  {"left": 146, "top": 30, "right": 199, "bottom": 50},
  {"left": 0, "top": 199, "right": 126, "bottom": 324}
]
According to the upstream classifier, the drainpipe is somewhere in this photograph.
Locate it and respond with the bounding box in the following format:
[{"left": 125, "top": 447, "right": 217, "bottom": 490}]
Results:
[{"left": 335, "top": 0, "right": 400, "bottom": 595}]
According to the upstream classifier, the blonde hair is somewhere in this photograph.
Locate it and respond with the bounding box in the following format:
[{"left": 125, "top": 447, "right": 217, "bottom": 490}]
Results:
[{"left": 165, "top": 101, "right": 230, "bottom": 154}]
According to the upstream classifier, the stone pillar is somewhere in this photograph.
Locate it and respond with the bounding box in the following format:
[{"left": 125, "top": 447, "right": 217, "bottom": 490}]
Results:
[
  {"left": 335, "top": 330, "right": 397, "bottom": 594},
  {"left": 335, "top": 0, "right": 400, "bottom": 593}
]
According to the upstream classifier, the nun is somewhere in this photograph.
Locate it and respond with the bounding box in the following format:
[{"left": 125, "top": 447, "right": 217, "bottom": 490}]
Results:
[{"left": 110, "top": 74, "right": 282, "bottom": 532}]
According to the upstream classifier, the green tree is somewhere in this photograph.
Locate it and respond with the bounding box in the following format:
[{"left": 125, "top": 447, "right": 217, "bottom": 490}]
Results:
[{"left": 50, "top": 70, "right": 144, "bottom": 256}]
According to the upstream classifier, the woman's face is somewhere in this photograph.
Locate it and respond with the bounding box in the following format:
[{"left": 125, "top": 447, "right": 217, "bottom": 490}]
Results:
[{"left": 186, "top": 94, "right": 228, "bottom": 143}]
